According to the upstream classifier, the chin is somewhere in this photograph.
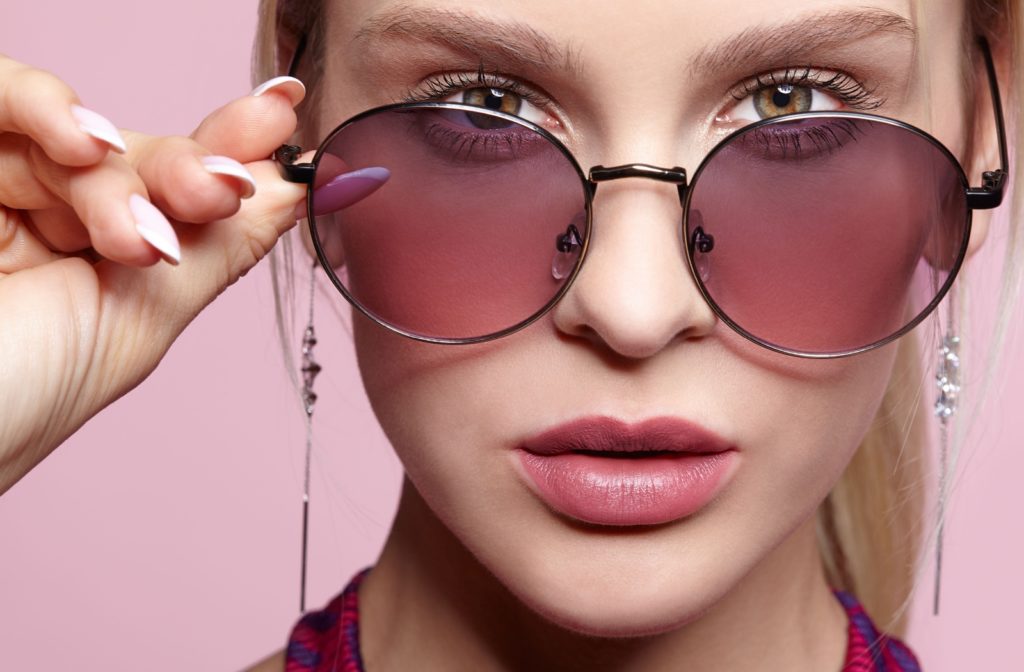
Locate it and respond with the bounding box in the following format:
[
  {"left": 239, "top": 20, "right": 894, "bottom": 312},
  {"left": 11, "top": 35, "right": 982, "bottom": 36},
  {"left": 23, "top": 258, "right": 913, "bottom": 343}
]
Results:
[
  {"left": 493, "top": 551, "right": 733, "bottom": 638},
  {"left": 516, "top": 582, "right": 713, "bottom": 638}
]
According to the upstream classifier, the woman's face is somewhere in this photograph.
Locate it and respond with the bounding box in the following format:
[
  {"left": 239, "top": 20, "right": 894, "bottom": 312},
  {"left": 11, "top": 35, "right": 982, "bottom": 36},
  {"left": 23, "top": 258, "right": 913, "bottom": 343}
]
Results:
[{"left": 314, "top": 0, "right": 972, "bottom": 635}]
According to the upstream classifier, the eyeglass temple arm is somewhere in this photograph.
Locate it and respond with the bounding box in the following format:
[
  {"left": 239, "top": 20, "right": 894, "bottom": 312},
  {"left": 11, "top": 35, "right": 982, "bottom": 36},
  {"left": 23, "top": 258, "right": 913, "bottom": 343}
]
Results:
[{"left": 966, "top": 36, "right": 1009, "bottom": 211}]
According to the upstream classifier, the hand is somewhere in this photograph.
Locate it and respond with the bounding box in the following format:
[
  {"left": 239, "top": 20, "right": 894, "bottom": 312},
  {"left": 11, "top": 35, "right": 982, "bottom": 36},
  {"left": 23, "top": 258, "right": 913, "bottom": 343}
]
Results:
[{"left": 0, "top": 57, "right": 308, "bottom": 493}]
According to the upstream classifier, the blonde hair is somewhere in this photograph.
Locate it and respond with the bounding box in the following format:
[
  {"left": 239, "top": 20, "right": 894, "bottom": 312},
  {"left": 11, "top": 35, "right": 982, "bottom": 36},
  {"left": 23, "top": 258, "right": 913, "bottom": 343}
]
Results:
[{"left": 253, "top": 0, "right": 1024, "bottom": 636}]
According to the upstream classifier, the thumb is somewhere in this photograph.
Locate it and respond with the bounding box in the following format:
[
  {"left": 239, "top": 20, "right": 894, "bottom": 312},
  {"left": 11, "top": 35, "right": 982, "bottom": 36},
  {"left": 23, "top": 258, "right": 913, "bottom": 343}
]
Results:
[{"left": 98, "top": 158, "right": 306, "bottom": 351}]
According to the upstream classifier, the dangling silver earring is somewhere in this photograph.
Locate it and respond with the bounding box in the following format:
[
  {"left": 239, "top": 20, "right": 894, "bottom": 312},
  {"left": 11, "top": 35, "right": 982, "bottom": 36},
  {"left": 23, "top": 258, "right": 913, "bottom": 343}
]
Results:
[
  {"left": 932, "top": 290, "right": 960, "bottom": 615},
  {"left": 299, "top": 260, "right": 321, "bottom": 614}
]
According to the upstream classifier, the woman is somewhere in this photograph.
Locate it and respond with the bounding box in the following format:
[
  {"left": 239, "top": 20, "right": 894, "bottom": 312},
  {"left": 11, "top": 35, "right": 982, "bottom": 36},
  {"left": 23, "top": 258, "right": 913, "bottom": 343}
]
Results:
[{"left": 0, "top": 0, "right": 1019, "bottom": 670}]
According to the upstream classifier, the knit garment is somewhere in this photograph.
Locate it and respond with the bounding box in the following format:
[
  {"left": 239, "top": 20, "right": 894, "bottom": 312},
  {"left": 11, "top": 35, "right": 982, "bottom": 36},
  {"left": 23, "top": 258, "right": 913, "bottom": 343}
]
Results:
[{"left": 285, "top": 567, "right": 920, "bottom": 671}]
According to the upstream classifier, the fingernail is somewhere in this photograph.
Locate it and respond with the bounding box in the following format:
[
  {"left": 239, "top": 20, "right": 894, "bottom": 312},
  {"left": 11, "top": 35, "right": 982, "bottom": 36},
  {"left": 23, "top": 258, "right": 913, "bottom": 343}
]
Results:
[
  {"left": 71, "top": 104, "right": 127, "bottom": 154},
  {"left": 129, "top": 194, "right": 180, "bottom": 265},
  {"left": 250, "top": 76, "right": 306, "bottom": 106},
  {"left": 201, "top": 156, "right": 257, "bottom": 199},
  {"left": 310, "top": 167, "right": 391, "bottom": 217}
]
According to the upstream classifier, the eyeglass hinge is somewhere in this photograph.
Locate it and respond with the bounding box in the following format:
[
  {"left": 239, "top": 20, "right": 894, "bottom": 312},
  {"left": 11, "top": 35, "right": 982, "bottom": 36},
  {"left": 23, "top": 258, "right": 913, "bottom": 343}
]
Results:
[
  {"left": 274, "top": 144, "right": 317, "bottom": 184},
  {"left": 966, "top": 169, "right": 1007, "bottom": 210}
]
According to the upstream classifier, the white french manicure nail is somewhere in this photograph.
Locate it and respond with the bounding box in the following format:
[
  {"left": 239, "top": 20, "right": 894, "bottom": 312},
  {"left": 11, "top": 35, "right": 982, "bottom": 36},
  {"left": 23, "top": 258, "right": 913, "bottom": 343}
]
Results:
[
  {"left": 250, "top": 76, "right": 306, "bottom": 106},
  {"left": 201, "top": 156, "right": 257, "bottom": 199},
  {"left": 129, "top": 194, "right": 180, "bottom": 265},
  {"left": 70, "top": 104, "right": 127, "bottom": 154}
]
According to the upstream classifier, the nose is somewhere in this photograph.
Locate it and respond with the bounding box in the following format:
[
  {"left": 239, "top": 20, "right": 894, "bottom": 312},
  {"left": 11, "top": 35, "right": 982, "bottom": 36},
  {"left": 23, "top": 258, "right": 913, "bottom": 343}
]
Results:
[{"left": 551, "top": 170, "right": 717, "bottom": 359}]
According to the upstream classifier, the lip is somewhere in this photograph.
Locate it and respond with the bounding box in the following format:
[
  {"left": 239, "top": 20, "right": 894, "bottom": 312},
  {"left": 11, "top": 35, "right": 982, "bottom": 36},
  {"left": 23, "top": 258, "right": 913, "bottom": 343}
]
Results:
[{"left": 515, "top": 416, "right": 736, "bottom": 526}]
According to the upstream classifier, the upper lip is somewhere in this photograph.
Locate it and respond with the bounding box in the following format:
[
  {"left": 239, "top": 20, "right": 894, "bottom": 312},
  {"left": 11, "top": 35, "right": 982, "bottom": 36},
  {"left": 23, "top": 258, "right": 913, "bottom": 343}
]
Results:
[{"left": 520, "top": 416, "right": 732, "bottom": 456}]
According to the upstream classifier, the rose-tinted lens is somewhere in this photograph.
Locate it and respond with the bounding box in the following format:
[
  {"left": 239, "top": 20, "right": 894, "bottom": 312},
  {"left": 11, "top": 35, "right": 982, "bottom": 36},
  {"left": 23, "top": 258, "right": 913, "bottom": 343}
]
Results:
[
  {"left": 309, "top": 105, "right": 588, "bottom": 341},
  {"left": 686, "top": 116, "right": 968, "bottom": 355}
]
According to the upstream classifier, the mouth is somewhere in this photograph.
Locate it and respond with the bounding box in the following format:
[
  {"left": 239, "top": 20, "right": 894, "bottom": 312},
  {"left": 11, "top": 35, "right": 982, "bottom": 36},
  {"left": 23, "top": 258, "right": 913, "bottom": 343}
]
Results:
[{"left": 515, "top": 416, "right": 736, "bottom": 526}]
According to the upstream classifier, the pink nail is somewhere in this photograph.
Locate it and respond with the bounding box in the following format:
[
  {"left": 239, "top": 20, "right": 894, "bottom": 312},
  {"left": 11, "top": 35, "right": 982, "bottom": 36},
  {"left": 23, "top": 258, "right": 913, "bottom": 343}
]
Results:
[
  {"left": 308, "top": 167, "right": 391, "bottom": 217},
  {"left": 71, "top": 104, "right": 127, "bottom": 154},
  {"left": 129, "top": 194, "right": 180, "bottom": 265},
  {"left": 201, "top": 156, "right": 257, "bottom": 199},
  {"left": 250, "top": 76, "right": 306, "bottom": 106}
]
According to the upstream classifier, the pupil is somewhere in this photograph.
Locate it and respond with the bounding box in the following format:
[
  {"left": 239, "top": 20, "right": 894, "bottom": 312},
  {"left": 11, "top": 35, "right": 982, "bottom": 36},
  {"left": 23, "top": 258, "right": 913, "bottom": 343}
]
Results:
[
  {"left": 484, "top": 88, "right": 505, "bottom": 110},
  {"left": 773, "top": 87, "right": 792, "bottom": 109},
  {"left": 461, "top": 87, "right": 520, "bottom": 128}
]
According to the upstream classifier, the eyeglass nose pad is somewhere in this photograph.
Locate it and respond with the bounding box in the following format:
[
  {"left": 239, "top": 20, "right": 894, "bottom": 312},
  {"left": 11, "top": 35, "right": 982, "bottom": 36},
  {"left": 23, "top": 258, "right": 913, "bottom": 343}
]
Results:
[
  {"left": 688, "top": 209, "right": 714, "bottom": 282},
  {"left": 551, "top": 211, "right": 586, "bottom": 281}
]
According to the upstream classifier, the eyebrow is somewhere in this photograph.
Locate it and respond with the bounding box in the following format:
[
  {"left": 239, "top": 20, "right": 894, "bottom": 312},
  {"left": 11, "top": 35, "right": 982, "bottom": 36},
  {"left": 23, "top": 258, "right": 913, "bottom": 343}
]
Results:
[
  {"left": 353, "top": 4, "right": 584, "bottom": 78},
  {"left": 351, "top": 5, "right": 916, "bottom": 88},
  {"left": 689, "top": 8, "right": 917, "bottom": 74}
]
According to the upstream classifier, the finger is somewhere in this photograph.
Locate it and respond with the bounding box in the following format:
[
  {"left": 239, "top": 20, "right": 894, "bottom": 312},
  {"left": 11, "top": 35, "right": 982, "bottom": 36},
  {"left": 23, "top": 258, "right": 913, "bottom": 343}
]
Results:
[
  {"left": 188, "top": 159, "right": 307, "bottom": 279},
  {"left": 128, "top": 133, "right": 257, "bottom": 224},
  {"left": 190, "top": 77, "right": 305, "bottom": 163},
  {"left": 183, "top": 159, "right": 308, "bottom": 288},
  {"left": 0, "top": 55, "right": 127, "bottom": 166},
  {"left": 22, "top": 203, "right": 91, "bottom": 252},
  {"left": 0, "top": 132, "right": 62, "bottom": 210},
  {"left": 96, "top": 159, "right": 308, "bottom": 344},
  {"left": 0, "top": 134, "right": 166, "bottom": 263},
  {"left": 0, "top": 207, "right": 61, "bottom": 276},
  {"left": 30, "top": 148, "right": 172, "bottom": 265}
]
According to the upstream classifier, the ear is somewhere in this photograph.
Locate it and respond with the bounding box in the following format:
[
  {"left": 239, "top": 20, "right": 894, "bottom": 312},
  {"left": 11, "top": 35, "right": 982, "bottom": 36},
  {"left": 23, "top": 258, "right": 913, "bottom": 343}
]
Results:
[
  {"left": 963, "top": 37, "right": 1011, "bottom": 261},
  {"left": 274, "top": 0, "right": 308, "bottom": 78}
]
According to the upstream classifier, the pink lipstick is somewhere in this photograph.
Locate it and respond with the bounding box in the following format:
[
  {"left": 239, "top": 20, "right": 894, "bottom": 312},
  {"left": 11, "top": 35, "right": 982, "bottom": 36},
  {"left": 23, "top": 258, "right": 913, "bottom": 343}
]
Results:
[{"left": 516, "top": 416, "right": 736, "bottom": 526}]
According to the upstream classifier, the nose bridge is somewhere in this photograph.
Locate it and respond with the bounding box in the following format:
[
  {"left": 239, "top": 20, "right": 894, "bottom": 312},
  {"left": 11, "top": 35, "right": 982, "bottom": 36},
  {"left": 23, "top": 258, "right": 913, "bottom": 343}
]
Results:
[{"left": 551, "top": 163, "right": 715, "bottom": 359}]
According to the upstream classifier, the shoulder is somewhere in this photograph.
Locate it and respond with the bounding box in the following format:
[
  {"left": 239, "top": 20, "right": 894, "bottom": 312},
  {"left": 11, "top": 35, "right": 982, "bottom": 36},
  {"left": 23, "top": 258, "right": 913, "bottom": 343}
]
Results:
[{"left": 243, "top": 648, "right": 286, "bottom": 672}]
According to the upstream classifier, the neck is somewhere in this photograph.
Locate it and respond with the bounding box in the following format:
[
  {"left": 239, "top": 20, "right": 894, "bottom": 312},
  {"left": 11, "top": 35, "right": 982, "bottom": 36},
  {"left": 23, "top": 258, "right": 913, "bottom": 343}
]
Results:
[{"left": 360, "top": 478, "right": 848, "bottom": 672}]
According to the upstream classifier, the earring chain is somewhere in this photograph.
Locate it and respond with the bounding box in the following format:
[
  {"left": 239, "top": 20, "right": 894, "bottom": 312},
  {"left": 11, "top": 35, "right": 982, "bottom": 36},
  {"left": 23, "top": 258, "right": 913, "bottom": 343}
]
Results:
[{"left": 300, "top": 261, "right": 321, "bottom": 613}]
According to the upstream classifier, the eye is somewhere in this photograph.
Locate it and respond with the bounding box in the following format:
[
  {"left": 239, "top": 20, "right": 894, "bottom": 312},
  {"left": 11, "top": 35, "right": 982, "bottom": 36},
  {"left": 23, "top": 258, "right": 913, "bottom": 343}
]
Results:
[
  {"left": 728, "top": 83, "right": 841, "bottom": 122},
  {"left": 442, "top": 86, "right": 548, "bottom": 129}
]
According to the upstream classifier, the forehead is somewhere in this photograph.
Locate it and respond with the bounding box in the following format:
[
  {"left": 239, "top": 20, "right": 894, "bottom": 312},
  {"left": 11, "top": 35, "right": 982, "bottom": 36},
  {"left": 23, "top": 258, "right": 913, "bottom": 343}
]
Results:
[
  {"left": 318, "top": 0, "right": 966, "bottom": 154},
  {"left": 328, "top": 0, "right": 956, "bottom": 66}
]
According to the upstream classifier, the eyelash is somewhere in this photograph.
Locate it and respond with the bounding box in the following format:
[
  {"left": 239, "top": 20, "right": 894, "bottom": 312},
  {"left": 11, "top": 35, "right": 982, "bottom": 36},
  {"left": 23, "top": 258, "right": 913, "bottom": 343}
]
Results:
[
  {"left": 399, "top": 64, "right": 885, "bottom": 119},
  {"left": 400, "top": 66, "right": 553, "bottom": 109},
  {"left": 730, "top": 67, "right": 885, "bottom": 111}
]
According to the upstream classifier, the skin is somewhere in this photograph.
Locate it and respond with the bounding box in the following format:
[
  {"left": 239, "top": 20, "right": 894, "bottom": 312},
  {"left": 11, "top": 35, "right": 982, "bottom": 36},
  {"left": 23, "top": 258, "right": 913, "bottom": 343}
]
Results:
[
  {"left": 0, "top": 70, "right": 309, "bottom": 488},
  {"left": 0, "top": 0, "right": 1005, "bottom": 670},
  {"left": 290, "top": 1, "right": 993, "bottom": 670}
]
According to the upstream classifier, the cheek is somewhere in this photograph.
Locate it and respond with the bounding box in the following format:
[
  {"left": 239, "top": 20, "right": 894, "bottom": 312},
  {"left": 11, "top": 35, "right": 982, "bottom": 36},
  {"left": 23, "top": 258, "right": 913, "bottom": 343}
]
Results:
[
  {"left": 698, "top": 337, "right": 901, "bottom": 534},
  {"left": 354, "top": 316, "right": 903, "bottom": 633}
]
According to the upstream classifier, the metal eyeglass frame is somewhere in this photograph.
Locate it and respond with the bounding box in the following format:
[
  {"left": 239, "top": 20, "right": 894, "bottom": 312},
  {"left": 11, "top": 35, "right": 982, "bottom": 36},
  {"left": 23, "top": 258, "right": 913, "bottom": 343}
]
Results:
[{"left": 274, "top": 36, "right": 1008, "bottom": 358}]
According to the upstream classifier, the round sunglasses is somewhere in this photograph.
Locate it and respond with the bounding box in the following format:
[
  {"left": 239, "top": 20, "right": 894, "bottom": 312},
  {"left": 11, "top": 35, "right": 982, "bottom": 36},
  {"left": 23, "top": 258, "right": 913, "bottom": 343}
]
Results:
[{"left": 276, "top": 38, "right": 1008, "bottom": 358}]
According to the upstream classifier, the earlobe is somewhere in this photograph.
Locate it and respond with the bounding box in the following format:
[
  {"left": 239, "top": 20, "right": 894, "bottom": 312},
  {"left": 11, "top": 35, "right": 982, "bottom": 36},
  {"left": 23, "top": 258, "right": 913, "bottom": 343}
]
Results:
[
  {"left": 965, "top": 210, "right": 991, "bottom": 260},
  {"left": 299, "top": 213, "right": 348, "bottom": 271}
]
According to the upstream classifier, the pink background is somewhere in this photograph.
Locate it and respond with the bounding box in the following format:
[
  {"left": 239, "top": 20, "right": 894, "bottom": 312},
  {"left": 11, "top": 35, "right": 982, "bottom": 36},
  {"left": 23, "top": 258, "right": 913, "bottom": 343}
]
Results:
[{"left": 1, "top": 2, "right": 1021, "bottom": 669}]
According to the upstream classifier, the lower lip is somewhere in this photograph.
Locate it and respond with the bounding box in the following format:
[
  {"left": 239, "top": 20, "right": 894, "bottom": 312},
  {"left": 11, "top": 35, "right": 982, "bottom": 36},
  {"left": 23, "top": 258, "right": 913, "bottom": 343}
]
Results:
[{"left": 516, "top": 450, "right": 735, "bottom": 526}]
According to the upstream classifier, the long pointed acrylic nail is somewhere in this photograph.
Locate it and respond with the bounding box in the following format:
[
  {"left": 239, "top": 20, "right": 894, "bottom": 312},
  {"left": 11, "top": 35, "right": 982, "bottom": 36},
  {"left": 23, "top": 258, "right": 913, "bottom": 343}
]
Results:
[
  {"left": 250, "top": 76, "right": 306, "bottom": 106},
  {"left": 309, "top": 167, "right": 391, "bottom": 217},
  {"left": 129, "top": 194, "right": 180, "bottom": 265},
  {"left": 71, "top": 105, "right": 127, "bottom": 154},
  {"left": 202, "top": 156, "right": 257, "bottom": 199}
]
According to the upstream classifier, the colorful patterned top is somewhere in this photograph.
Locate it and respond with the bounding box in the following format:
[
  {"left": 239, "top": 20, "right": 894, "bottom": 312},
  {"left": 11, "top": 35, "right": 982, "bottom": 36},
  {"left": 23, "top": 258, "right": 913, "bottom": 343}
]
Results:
[{"left": 285, "top": 567, "right": 921, "bottom": 671}]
